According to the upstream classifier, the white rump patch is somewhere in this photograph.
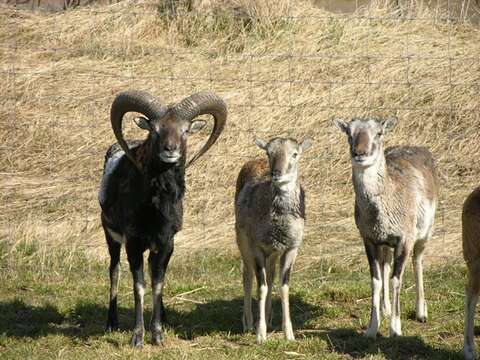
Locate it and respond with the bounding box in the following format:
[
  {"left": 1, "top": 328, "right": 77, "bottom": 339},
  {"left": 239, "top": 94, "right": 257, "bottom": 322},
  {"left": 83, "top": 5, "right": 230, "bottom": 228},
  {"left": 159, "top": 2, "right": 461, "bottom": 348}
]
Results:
[{"left": 98, "top": 151, "right": 125, "bottom": 206}]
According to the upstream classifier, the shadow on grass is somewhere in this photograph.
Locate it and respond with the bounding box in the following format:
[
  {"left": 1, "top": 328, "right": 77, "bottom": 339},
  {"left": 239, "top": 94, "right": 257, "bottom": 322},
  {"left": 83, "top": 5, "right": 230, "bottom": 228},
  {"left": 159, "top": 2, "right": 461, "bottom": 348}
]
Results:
[
  {"left": 0, "top": 299, "right": 464, "bottom": 358},
  {"left": 0, "top": 299, "right": 136, "bottom": 340},
  {"left": 306, "top": 327, "right": 462, "bottom": 360},
  {"left": 0, "top": 295, "right": 320, "bottom": 342},
  {"left": 168, "top": 294, "right": 321, "bottom": 339}
]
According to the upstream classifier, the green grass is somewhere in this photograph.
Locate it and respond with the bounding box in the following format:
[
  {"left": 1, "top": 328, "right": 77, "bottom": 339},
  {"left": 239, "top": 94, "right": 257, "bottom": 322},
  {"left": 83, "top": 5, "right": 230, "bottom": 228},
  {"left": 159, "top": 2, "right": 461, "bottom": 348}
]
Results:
[{"left": 0, "top": 243, "right": 469, "bottom": 359}]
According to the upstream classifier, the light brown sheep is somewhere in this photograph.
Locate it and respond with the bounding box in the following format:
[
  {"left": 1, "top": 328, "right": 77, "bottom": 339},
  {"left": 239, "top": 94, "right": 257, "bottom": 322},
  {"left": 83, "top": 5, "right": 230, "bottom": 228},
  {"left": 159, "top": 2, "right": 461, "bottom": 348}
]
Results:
[{"left": 463, "top": 186, "right": 480, "bottom": 360}]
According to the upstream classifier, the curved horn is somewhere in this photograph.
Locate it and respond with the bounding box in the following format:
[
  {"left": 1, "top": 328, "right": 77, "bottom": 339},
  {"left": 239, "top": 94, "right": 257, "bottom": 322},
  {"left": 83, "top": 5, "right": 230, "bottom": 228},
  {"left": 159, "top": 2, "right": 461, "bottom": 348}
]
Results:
[
  {"left": 173, "top": 92, "right": 227, "bottom": 167},
  {"left": 110, "top": 90, "right": 165, "bottom": 171}
]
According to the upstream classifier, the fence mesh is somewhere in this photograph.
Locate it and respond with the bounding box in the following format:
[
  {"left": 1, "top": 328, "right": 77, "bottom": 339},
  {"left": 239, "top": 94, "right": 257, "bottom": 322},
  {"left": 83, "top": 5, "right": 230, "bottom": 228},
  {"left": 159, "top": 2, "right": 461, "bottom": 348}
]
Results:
[{"left": 0, "top": 0, "right": 479, "bottom": 267}]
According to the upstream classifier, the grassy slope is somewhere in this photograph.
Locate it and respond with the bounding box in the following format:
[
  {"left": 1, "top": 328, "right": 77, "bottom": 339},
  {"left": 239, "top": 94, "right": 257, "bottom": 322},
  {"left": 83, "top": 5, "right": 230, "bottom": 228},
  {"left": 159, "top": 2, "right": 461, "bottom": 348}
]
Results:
[{"left": 0, "top": 243, "right": 467, "bottom": 359}]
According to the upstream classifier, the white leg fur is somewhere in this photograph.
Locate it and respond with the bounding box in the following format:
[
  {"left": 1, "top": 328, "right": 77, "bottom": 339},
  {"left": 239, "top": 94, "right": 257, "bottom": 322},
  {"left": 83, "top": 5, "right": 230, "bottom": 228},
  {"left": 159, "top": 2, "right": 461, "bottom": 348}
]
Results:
[
  {"left": 464, "top": 290, "right": 478, "bottom": 360},
  {"left": 365, "top": 276, "right": 382, "bottom": 338},
  {"left": 257, "top": 282, "right": 268, "bottom": 343},
  {"left": 280, "top": 284, "right": 294, "bottom": 340},
  {"left": 390, "top": 276, "right": 402, "bottom": 337},
  {"left": 279, "top": 249, "right": 297, "bottom": 341},
  {"left": 413, "top": 252, "right": 427, "bottom": 322}
]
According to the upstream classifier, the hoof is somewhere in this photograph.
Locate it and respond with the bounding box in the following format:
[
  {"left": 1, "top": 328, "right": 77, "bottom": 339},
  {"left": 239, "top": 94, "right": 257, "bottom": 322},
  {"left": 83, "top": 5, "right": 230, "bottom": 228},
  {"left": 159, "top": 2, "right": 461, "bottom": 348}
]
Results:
[
  {"left": 256, "top": 333, "right": 267, "bottom": 344},
  {"left": 151, "top": 328, "right": 164, "bottom": 346},
  {"left": 363, "top": 328, "right": 377, "bottom": 339},
  {"left": 389, "top": 328, "right": 402, "bottom": 338},
  {"left": 131, "top": 332, "right": 144, "bottom": 348},
  {"left": 284, "top": 331, "right": 295, "bottom": 341},
  {"left": 242, "top": 315, "right": 254, "bottom": 333},
  {"left": 464, "top": 346, "right": 477, "bottom": 360},
  {"left": 106, "top": 325, "right": 119, "bottom": 332},
  {"left": 256, "top": 322, "right": 267, "bottom": 344},
  {"left": 415, "top": 315, "right": 427, "bottom": 323}
]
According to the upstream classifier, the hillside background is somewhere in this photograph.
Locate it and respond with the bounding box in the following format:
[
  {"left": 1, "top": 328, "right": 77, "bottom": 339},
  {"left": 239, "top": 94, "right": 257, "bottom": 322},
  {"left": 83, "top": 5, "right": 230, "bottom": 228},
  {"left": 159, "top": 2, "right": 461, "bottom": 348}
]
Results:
[{"left": 1, "top": 0, "right": 479, "bottom": 265}]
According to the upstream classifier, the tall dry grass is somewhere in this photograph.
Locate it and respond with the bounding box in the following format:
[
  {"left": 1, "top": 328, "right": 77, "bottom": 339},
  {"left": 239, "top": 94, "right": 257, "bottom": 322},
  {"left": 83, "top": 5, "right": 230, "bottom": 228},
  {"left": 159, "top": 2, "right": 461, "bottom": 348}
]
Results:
[{"left": 0, "top": 0, "right": 478, "bottom": 265}]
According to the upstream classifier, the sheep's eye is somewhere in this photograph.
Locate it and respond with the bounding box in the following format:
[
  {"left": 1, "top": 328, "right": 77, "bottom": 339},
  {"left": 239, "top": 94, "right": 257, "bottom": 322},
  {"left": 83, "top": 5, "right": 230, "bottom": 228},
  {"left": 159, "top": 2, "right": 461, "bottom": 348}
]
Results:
[
  {"left": 376, "top": 131, "right": 382, "bottom": 138},
  {"left": 292, "top": 152, "right": 298, "bottom": 159}
]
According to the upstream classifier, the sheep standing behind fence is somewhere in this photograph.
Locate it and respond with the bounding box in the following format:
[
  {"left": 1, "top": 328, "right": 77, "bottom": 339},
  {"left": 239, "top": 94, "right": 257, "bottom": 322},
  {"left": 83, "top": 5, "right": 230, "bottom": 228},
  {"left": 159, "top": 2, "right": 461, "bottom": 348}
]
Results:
[
  {"left": 334, "top": 117, "right": 439, "bottom": 338},
  {"left": 234, "top": 136, "right": 313, "bottom": 343},
  {"left": 99, "top": 90, "right": 227, "bottom": 347}
]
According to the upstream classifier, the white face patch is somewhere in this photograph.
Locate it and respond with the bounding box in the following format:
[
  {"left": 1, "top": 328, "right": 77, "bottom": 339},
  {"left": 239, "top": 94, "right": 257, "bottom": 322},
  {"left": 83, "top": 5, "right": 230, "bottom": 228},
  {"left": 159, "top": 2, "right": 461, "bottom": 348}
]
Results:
[{"left": 98, "top": 150, "right": 125, "bottom": 206}]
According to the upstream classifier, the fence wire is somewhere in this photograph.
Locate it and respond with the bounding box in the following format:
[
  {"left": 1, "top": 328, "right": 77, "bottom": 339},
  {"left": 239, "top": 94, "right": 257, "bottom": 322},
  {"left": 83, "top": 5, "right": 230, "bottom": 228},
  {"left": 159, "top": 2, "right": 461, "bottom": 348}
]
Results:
[{"left": 1, "top": 0, "right": 479, "bottom": 267}]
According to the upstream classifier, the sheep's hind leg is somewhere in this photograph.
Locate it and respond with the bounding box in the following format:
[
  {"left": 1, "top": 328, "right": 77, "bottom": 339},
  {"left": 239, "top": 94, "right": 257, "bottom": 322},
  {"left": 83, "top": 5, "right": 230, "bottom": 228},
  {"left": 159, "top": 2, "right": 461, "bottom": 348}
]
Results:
[
  {"left": 105, "top": 229, "right": 121, "bottom": 332},
  {"left": 380, "top": 246, "right": 392, "bottom": 318},
  {"left": 413, "top": 239, "right": 428, "bottom": 323},
  {"left": 242, "top": 261, "right": 254, "bottom": 333},
  {"left": 266, "top": 253, "right": 277, "bottom": 329},
  {"left": 389, "top": 241, "right": 412, "bottom": 337}
]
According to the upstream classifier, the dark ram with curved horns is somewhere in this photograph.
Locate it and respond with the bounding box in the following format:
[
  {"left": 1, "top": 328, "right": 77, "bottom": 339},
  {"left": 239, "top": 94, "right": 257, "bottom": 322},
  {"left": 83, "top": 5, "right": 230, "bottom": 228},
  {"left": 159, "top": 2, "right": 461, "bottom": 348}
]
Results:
[{"left": 99, "top": 90, "right": 227, "bottom": 347}]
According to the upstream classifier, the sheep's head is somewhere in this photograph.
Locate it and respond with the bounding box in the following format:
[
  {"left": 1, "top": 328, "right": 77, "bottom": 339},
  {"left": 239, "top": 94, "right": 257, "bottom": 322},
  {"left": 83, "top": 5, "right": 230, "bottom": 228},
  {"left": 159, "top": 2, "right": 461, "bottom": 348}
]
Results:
[
  {"left": 110, "top": 90, "right": 227, "bottom": 170},
  {"left": 334, "top": 116, "right": 396, "bottom": 168},
  {"left": 255, "top": 137, "right": 313, "bottom": 187},
  {"left": 133, "top": 112, "right": 206, "bottom": 164}
]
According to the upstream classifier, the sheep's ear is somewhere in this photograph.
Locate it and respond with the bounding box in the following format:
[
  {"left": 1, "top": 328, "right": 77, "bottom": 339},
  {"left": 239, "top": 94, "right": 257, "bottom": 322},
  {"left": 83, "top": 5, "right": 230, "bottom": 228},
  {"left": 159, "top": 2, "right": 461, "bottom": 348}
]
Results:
[
  {"left": 133, "top": 116, "right": 151, "bottom": 131},
  {"left": 299, "top": 137, "right": 313, "bottom": 153},
  {"left": 381, "top": 116, "right": 397, "bottom": 134},
  {"left": 189, "top": 119, "right": 207, "bottom": 134},
  {"left": 255, "top": 137, "right": 268, "bottom": 150},
  {"left": 333, "top": 118, "right": 350, "bottom": 135}
]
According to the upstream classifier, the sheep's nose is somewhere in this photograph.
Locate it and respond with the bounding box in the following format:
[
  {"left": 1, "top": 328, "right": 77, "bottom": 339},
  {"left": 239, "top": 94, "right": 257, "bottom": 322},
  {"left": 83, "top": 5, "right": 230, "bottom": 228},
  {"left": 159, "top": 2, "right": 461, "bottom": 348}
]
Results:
[
  {"left": 164, "top": 143, "right": 176, "bottom": 152},
  {"left": 353, "top": 149, "right": 367, "bottom": 157}
]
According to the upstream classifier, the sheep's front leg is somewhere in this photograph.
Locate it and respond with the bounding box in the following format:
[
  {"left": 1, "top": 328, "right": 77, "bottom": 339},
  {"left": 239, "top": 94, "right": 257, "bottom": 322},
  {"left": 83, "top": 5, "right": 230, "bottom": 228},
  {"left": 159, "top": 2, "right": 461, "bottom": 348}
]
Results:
[
  {"left": 126, "top": 244, "right": 145, "bottom": 348},
  {"left": 148, "top": 239, "right": 174, "bottom": 345},
  {"left": 254, "top": 254, "right": 268, "bottom": 344},
  {"left": 465, "top": 260, "right": 480, "bottom": 360},
  {"left": 364, "top": 242, "right": 382, "bottom": 339},
  {"left": 280, "top": 248, "right": 297, "bottom": 341},
  {"left": 390, "top": 241, "right": 412, "bottom": 337}
]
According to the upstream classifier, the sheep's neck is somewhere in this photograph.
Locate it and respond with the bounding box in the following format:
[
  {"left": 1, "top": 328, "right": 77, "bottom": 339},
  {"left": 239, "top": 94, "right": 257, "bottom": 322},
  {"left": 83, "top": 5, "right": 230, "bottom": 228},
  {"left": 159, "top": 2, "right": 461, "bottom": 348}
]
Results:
[
  {"left": 352, "top": 154, "right": 391, "bottom": 202},
  {"left": 271, "top": 180, "right": 301, "bottom": 217}
]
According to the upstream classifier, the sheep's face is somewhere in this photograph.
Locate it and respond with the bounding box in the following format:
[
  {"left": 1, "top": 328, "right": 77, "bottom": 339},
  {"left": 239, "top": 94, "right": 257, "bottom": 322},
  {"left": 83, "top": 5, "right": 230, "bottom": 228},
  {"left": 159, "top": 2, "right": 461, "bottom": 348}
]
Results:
[
  {"left": 135, "top": 115, "right": 206, "bottom": 164},
  {"left": 334, "top": 117, "right": 396, "bottom": 168},
  {"left": 255, "top": 137, "right": 313, "bottom": 187}
]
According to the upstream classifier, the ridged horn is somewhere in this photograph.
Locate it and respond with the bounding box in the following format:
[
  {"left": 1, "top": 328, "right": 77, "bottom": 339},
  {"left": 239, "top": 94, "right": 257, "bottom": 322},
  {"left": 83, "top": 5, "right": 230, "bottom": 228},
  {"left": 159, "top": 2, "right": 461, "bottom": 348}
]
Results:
[
  {"left": 110, "top": 90, "right": 166, "bottom": 171},
  {"left": 173, "top": 92, "right": 227, "bottom": 167}
]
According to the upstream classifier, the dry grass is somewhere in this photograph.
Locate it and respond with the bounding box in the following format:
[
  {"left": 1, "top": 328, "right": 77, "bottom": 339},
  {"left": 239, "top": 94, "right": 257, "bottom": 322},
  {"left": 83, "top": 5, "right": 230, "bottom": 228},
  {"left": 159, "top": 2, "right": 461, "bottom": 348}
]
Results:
[{"left": 0, "top": 0, "right": 479, "bottom": 266}]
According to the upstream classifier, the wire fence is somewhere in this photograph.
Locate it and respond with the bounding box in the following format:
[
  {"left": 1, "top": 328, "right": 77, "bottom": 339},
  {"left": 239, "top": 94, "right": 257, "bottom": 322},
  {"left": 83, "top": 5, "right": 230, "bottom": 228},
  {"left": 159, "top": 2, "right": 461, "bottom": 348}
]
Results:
[{"left": 1, "top": 0, "right": 479, "bottom": 266}]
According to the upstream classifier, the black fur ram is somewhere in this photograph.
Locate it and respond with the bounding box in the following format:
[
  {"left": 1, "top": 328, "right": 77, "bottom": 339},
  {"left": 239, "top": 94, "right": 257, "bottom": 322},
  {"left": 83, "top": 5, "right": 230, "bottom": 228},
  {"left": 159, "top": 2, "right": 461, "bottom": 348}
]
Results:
[{"left": 98, "top": 90, "right": 227, "bottom": 347}]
